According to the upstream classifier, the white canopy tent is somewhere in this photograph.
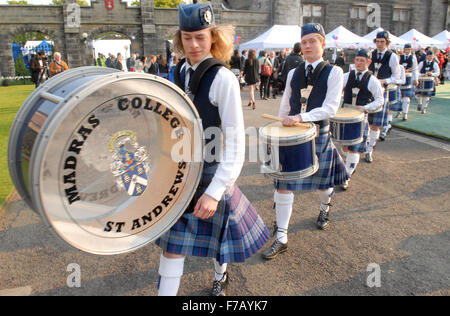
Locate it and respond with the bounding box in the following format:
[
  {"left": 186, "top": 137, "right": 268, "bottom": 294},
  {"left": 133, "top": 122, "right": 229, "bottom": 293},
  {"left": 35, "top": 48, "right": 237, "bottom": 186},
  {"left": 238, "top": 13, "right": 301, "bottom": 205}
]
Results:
[
  {"left": 399, "top": 29, "right": 443, "bottom": 48},
  {"left": 239, "top": 25, "right": 302, "bottom": 51},
  {"left": 325, "top": 26, "right": 372, "bottom": 48},
  {"left": 432, "top": 30, "right": 450, "bottom": 50},
  {"left": 363, "top": 28, "right": 408, "bottom": 49}
]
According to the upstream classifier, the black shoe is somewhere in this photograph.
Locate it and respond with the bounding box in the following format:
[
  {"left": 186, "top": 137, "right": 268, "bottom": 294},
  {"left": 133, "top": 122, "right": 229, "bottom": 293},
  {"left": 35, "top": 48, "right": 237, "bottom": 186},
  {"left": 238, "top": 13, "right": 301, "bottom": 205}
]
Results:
[
  {"left": 261, "top": 239, "right": 288, "bottom": 260},
  {"left": 316, "top": 209, "right": 329, "bottom": 230},
  {"left": 379, "top": 134, "right": 385, "bottom": 141},
  {"left": 211, "top": 272, "right": 229, "bottom": 296}
]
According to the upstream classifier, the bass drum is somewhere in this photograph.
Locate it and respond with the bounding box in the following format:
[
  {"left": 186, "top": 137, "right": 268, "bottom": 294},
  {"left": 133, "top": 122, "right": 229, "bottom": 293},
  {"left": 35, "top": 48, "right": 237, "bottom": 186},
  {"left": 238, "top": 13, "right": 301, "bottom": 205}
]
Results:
[{"left": 8, "top": 66, "right": 204, "bottom": 255}]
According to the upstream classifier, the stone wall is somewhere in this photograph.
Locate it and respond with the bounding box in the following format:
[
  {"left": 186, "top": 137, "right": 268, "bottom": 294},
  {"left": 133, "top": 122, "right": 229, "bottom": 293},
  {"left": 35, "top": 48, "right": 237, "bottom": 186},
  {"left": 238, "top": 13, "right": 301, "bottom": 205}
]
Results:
[{"left": 0, "top": 0, "right": 448, "bottom": 77}]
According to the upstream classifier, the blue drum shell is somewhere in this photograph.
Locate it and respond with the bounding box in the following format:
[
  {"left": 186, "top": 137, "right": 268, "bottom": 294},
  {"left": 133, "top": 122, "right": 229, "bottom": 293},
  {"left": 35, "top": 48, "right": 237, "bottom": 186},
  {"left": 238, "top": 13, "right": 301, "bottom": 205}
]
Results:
[
  {"left": 331, "top": 121, "right": 362, "bottom": 142},
  {"left": 278, "top": 141, "right": 314, "bottom": 172}
]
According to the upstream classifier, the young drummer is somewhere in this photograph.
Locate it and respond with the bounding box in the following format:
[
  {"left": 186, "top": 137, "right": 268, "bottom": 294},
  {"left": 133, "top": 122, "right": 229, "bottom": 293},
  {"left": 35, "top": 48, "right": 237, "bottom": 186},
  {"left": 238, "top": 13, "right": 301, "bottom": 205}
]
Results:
[
  {"left": 261, "top": 23, "right": 348, "bottom": 260},
  {"left": 366, "top": 31, "right": 401, "bottom": 161},
  {"left": 416, "top": 51, "right": 440, "bottom": 114},
  {"left": 341, "top": 49, "right": 384, "bottom": 190},
  {"left": 397, "top": 44, "right": 419, "bottom": 121},
  {"left": 155, "top": 2, "right": 269, "bottom": 296}
]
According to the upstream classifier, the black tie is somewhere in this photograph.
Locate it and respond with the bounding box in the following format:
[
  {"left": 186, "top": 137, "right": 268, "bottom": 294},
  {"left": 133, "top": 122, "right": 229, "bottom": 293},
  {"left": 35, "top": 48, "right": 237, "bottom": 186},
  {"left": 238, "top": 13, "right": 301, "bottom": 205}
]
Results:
[
  {"left": 187, "top": 68, "right": 195, "bottom": 90},
  {"left": 378, "top": 53, "right": 382, "bottom": 61},
  {"left": 306, "top": 64, "right": 314, "bottom": 85},
  {"left": 356, "top": 72, "right": 362, "bottom": 85}
]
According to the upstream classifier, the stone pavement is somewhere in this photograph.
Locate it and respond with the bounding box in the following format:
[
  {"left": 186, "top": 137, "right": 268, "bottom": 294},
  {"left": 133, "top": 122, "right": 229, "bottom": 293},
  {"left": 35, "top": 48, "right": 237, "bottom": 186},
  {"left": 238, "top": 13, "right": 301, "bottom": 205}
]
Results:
[{"left": 0, "top": 89, "right": 449, "bottom": 296}]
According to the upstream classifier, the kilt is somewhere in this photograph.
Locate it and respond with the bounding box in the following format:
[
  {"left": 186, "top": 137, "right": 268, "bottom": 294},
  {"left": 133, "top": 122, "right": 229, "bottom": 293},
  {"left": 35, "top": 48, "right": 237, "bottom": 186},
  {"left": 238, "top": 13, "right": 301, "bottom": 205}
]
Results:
[
  {"left": 368, "top": 89, "right": 389, "bottom": 127},
  {"left": 400, "top": 85, "right": 415, "bottom": 98},
  {"left": 416, "top": 87, "right": 436, "bottom": 97},
  {"left": 156, "top": 166, "right": 270, "bottom": 265},
  {"left": 346, "top": 116, "right": 369, "bottom": 153},
  {"left": 274, "top": 126, "right": 349, "bottom": 191}
]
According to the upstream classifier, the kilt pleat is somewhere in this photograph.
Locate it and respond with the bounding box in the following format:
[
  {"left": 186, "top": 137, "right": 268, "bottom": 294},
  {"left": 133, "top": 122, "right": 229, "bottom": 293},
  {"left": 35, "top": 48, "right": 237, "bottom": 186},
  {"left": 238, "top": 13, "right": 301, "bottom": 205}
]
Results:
[
  {"left": 400, "top": 85, "right": 415, "bottom": 98},
  {"left": 368, "top": 90, "right": 389, "bottom": 127},
  {"left": 156, "top": 168, "right": 270, "bottom": 265},
  {"left": 274, "top": 127, "right": 349, "bottom": 191}
]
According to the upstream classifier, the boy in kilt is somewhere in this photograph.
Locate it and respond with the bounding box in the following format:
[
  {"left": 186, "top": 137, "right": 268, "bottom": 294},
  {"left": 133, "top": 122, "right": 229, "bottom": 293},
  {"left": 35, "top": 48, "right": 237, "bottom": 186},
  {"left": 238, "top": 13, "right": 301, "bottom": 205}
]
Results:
[
  {"left": 155, "top": 2, "right": 270, "bottom": 296},
  {"left": 341, "top": 49, "right": 384, "bottom": 190},
  {"left": 366, "top": 31, "right": 401, "bottom": 161},
  {"left": 261, "top": 23, "right": 349, "bottom": 260},
  {"left": 416, "top": 51, "right": 440, "bottom": 114},
  {"left": 397, "top": 44, "right": 419, "bottom": 121}
]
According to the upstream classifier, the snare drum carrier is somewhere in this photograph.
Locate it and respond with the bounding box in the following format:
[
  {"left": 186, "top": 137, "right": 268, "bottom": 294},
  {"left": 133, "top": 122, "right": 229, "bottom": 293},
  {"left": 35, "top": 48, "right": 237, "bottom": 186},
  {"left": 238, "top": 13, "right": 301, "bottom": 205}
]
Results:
[{"left": 343, "top": 70, "right": 375, "bottom": 110}]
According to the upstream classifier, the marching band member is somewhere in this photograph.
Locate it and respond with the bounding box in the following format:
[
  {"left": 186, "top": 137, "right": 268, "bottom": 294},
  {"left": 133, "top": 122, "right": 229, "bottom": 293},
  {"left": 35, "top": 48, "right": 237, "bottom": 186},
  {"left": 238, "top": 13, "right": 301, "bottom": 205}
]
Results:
[
  {"left": 366, "top": 31, "right": 401, "bottom": 161},
  {"left": 341, "top": 49, "right": 384, "bottom": 190},
  {"left": 397, "top": 44, "right": 419, "bottom": 121},
  {"left": 261, "top": 23, "right": 348, "bottom": 260},
  {"left": 156, "top": 1, "right": 269, "bottom": 296},
  {"left": 416, "top": 51, "right": 440, "bottom": 114}
]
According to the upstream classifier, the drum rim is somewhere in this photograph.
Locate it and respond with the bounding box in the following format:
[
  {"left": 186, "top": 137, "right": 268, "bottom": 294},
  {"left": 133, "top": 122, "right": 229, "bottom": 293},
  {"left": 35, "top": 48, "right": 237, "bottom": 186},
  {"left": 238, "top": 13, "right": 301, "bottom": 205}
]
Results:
[
  {"left": 331, "top": 109, "right": 365, "bottom": 123},
  {"left": 7, "top": 66, "right": 120, "bottom": 211},
  {"left": 261, "top": 156, "right": 319, "bottom": 180},
  {"left": 29, "top": 72, "right": 204, "bottom": 255},
  {"left": 258, "top": 121, "right": 316, "bottom": 146},
  {"left": 332, "top": 136, "right": 364, "bottom": 146}
]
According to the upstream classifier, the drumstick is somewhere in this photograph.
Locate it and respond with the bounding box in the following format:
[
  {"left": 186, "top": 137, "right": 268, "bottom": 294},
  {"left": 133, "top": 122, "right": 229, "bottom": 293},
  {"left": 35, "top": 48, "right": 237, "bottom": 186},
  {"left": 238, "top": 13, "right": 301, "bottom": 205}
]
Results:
[{"left": 261, "top": 114, "right": 310, "bottom": 128}]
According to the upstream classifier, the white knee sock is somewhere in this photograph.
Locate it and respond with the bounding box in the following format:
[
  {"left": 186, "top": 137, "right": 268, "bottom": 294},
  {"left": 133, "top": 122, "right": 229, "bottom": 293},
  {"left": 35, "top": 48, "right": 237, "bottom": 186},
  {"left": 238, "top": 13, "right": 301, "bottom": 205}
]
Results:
[
  {"left": 423, "top": 97, "right": 430, "bottom": 109},
  {"left": 345, "top": 153, "right": 360, "bottom": 176},
  {"left": 274, "top": 191, "right": 294, "bottom": 244},
  {"left": 402, "top": 97, "right": 410, "bottom": 114},
  {"left": 318, "top": 188, "right": 334, "bottom": 212},
  {"left": 387, "top": 114, "right": 393, "bottom": 127},
  {"left": 158, "top": 254, "right": 185, "bottom": 296},
  {"left": 367, "top": 130, "right": 380, "bottom": 153},
  {"left": 213, "top": 259, "right": 227, "bottom": 282}
]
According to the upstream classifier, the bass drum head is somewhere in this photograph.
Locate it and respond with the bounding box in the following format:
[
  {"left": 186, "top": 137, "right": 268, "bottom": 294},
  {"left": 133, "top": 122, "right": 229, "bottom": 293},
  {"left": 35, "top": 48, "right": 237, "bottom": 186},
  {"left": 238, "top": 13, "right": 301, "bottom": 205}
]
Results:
[{"left": 30, "top": 71, "right": 203, "bottom": 255}]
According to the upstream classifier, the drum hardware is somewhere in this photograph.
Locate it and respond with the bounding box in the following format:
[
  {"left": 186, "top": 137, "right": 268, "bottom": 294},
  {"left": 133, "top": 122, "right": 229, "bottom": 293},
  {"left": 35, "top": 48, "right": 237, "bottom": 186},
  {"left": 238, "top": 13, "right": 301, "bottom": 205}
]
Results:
[
  {"left": 352, "top": 88, "right": 360, "bottom": 106},
  {"left": 416, "top": 76, "right": 435, "bottom": 93},
  {"left": 300, "top": 86, "right": 313, "bottom": 113},
  {"left": 330, "top": 108, "right": 365, "bottom": 146}
]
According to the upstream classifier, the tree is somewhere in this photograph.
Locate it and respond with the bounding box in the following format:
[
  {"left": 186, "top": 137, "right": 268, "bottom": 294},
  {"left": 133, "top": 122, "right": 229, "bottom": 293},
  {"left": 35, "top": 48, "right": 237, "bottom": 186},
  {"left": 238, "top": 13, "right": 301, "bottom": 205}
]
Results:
[
  {"left": 154, "top": 0, "right": 184, "bottom": 8},
  {"left": 7, "top": 0, "right": 29, "bottom": 4},
  {"left": 51, "top": 0, "right": 89, "bottom": 6}
]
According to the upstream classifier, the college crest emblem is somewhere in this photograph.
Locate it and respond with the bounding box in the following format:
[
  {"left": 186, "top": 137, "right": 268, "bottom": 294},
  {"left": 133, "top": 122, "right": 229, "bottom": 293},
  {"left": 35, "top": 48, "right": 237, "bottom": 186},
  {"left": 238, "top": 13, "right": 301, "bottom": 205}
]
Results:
[{"left": 109, "top": 131, "right": 150, "bottom": 197}]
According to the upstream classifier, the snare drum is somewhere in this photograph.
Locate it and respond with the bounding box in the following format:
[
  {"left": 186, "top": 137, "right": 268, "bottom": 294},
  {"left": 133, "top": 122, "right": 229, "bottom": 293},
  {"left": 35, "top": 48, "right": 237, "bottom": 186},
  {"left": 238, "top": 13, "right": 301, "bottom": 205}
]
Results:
[
  {"left": 416, "top": 77, "right": 435, "bottom": 95},
  {"left": 259, "top": 122, "right": 318, "bottom": 181},
  {"left": 387, "top": 84, "right": 398, "bottom": 106},
  {"left": 330, "top": 108, "right": 365, "bottom": 146}
]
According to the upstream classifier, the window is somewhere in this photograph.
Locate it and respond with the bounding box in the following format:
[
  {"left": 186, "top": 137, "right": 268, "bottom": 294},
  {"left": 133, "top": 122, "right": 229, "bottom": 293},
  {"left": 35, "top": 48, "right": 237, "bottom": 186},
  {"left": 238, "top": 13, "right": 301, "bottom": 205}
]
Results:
[
  {"left": 303, "top": 4, "right": 323, "bottom": 24},
  {"left": 350, "top": 6, "right": 368, "bottom": 35},
  {"left": 392, "top": 8, "right": 411, "bottom": 35}
]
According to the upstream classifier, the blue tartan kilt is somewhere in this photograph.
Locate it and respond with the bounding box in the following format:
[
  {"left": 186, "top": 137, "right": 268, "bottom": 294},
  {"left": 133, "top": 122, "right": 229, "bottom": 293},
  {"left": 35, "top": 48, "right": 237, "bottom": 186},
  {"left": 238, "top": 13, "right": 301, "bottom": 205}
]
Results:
[
  {"left": 346, "top": 117, "right": 369, "bottom": 153},
  {"left": 400, "top": 85, "right": 415, "bottom": 98},
  {"left": 156, "top": 167, "right": 270, "bottom": 265},
  {"left": 274, "top": 126, "right": 349, "bottom": 191},
  {"left": 416, "top": 87, "right": 436, "bottom": 97},
  {"left": 368, "top": 91, "right": 389, "bottom": 127}
]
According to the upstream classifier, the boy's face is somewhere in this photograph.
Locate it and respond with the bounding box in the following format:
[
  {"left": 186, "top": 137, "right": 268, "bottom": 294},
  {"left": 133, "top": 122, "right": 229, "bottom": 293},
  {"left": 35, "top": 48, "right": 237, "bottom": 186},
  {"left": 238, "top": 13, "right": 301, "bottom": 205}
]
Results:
[
  {"left": 375, "top": 38, "right": 388, "bottom": 51},
  {"left": 181, "top": 28, "right": 215, "bottom": 65},
  {"left": 354, "top": 56, "right": 371, "bottom": 72},
  {"left": 300, "top": 33, "right": 325, "bottom": 62}
]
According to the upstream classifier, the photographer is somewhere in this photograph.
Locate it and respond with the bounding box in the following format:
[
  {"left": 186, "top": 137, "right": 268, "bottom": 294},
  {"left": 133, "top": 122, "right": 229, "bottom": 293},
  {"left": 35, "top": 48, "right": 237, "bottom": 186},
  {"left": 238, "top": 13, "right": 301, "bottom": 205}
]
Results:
[
  {"left": 30, "top": 51, "right": 45, "bottom": 88},
  {"left": 49, "top": 52, "right": 69, "bottom": 77}
]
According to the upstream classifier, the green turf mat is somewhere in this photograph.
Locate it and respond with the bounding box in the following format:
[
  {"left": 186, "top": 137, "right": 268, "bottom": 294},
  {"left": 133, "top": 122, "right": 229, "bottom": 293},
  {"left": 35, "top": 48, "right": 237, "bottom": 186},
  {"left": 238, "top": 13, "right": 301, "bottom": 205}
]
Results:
[
  {"left": 392, "top": 83, "right": 450, "bottom": 141},
  {"left": 0, "top": 85, "right": 34, "bottom": 208}
]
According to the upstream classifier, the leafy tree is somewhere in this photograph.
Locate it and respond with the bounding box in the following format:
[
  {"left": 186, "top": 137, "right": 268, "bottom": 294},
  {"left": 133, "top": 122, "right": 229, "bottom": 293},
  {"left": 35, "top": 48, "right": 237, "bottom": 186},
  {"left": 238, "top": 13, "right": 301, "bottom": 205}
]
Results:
[
  {"left": 13, "top": 32, "right": 49, "bottom": 46},
  {"left": 154, "top": 0, "right": 184, "bottom": 8},
  {"left": 7, "top": 0, "right": 29, "bottom": 4},
  {"left": 51, "top": 0, "right": 89, "bottom": 6}
]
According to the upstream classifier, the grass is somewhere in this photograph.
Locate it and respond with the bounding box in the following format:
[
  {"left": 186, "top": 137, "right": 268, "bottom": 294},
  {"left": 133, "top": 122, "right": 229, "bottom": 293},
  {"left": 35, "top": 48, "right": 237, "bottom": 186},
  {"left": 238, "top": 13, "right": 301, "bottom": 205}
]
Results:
[{"left": 0, "top": 85, "right": 34, "bottom": 208}]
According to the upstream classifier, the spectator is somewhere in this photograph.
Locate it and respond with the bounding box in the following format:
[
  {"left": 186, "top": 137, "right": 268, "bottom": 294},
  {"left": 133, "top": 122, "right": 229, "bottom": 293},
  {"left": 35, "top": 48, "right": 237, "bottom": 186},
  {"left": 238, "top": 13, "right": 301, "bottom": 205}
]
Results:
[
  {"left": 49, "top": 52, "right": 69, "bottom": 77},
  {"left": 243, "top": 49, "right": 259, "bottom": 109},
  {"left": 280, "top": 42, "right": 303, "bottom": 90},
  {"left": 157, "top": 55, "right": 169, "bottom": 79},
  {"left": 259, "top": 51, "right": 272, "bottom": 100},
  {"left": 115, "top": 53, "right": 127, "bottom": 71},
  {"left": 240, "top": 50, "right": 248, "bottom": 72},
  {"left": 148, "top": 55, "right": 159, "bottom": 75},
  {"left": 230, "top": 49, "right": 241, "bottom": 78},
  {"left": 127, "top": 53, "right": 137, "bottom": 72},
  {"left": 272, "top": 50, "right": 286, "bottom": 98},
  {"left": 168, "top": 55, "right": 179, "bottom": 83},
  {"left": 29, "top": 51, "right": 46, "bottom": 88},
  {"left": 334, "top": 51, "right": 345, "bottom": 69},
  {"left": 135, "top": 55, "right": 148, "bottom": 73}
]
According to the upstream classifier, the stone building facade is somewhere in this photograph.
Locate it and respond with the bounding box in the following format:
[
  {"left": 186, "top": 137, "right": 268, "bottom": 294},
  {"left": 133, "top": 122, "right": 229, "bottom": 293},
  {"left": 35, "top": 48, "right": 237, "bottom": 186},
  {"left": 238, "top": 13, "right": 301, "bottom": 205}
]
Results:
[{"left": 0, "top": 0, "right": 449, "bottom": 77}]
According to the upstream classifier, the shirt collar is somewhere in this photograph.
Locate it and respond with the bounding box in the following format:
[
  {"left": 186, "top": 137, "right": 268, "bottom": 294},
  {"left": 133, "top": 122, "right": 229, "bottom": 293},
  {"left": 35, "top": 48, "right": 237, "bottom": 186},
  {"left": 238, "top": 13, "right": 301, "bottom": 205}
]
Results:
[
  {"left": 186, "top": 54, "right": 213, "bottom": 72},
  {"left": 305, "top": 58, "right": 324, "bottom": 70}
]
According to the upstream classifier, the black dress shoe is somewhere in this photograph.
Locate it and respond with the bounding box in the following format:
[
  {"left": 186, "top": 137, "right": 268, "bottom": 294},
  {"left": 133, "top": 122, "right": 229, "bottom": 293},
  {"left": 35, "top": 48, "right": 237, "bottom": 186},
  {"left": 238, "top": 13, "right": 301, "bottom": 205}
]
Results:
[
  {"left": 261, "top": 239, "right": 288, "bottom": 260},
  {"left": 211, "top": 272, "right": 229, "bottom": 296},
  {"left": 316, "top": 209, "right": 329, "bottom": 230}
]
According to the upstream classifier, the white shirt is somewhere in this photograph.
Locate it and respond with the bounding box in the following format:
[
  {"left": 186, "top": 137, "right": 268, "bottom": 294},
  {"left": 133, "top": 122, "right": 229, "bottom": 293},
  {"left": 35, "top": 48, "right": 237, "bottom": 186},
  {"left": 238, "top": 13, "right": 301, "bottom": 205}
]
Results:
[
  {"left": 343, "top": 70, "right": 384, "bottom": 112},
  {"left": 183, "top": 55, "right": 245, "bottom": 201},
  {"left": 374, "top": 49, "right": 402, "bottom": 84},
  {"left": 418, "top": 60, "right": 440, "bottom": 78},
  {"left": 279, "top": 58, "right": 344, "bottom": 122},
  {"left": 397, "top": 64, "right": 406, "bottom": 85},
  {"left": 401, "top": 53, "right": 419, "bottom": 81}
]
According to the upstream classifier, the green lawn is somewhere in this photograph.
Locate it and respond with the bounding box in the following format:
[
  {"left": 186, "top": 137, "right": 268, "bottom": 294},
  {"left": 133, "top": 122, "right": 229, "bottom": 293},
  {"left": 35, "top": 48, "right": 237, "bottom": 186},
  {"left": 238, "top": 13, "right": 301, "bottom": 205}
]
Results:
[{"left": 0, "top": 85, "right": 34, "bottom": 208}]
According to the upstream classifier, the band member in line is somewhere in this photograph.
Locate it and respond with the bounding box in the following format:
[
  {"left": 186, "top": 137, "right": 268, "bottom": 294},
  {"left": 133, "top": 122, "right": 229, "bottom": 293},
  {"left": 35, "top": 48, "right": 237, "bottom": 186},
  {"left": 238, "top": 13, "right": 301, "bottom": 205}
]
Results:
[
  {"left": 261, "top": 23, "right": 348, "bottom": 260},
  {"left": 397, "top": 44, "right": 419, "bottom": 121},
  {"left": 416, "top": 51, "right": 440, "bottom": 114},
  {"left": 366, "top": 31, "right": 401, "bottom": 161},
  {"left": 155, "top": 2, "right": 269, "bottom": 297},
  {"left": 341, "top": 49, "right": 384, "bottom": 190}
]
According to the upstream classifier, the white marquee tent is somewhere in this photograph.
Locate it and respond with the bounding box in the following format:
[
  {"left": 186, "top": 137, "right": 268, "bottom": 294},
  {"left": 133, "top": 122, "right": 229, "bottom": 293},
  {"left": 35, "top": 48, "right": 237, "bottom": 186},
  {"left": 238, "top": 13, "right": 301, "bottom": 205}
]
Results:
[
  {"left": 363, "top": 28, "right": 408, "bottom": 49},
  {"left": 239, "top": 25, "right": 302, "bottom": 51},
  {"left": 325, "top": 26, "right": 372, "bottom": 48},
  {"left": 399, "top": 29, "right": 443, "bottom": 48},
  {"left": 432, "top": 30, "right": 450, "bottom": 50}
]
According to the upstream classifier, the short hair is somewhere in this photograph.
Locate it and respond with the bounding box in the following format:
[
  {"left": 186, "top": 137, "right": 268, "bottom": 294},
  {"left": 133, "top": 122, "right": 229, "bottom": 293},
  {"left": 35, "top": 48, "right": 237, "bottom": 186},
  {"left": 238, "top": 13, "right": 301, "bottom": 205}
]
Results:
[
  {"left": 293, "top": 42, "right": 301, "bottom": 54},
  {"left": 53, "top": 52, "right": 61, "bottom": 58}
]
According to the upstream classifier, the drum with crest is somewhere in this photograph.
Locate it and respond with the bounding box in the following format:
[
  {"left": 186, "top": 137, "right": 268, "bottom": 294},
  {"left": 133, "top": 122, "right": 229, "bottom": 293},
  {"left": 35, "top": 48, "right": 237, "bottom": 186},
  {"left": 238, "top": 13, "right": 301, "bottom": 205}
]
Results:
[
  {"left": 259, "top": 121, "right": 318, "bottom": 181},
  {"left": 8, "top": 66, "right": 204, "bottom": 255},
  {"left": 330, "top": 107, "right": 365, "bottom": 146}
]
